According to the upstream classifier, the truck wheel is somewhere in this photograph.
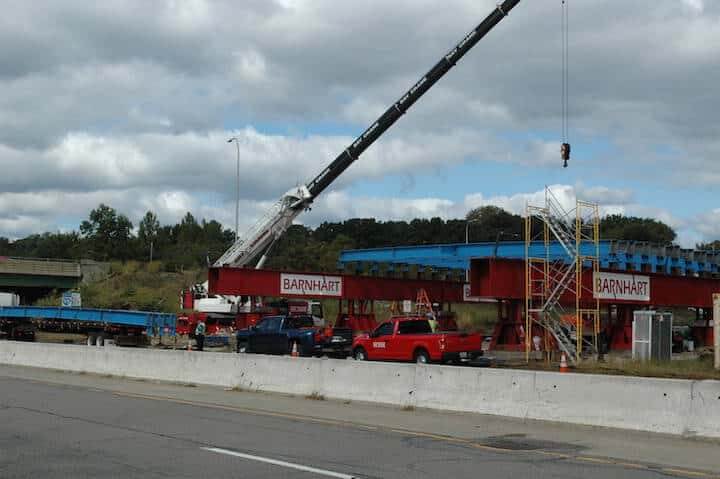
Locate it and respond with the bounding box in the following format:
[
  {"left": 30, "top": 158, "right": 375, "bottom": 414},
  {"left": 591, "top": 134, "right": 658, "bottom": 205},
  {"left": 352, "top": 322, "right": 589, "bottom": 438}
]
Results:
[
  {"left": 353, "top": 347, "right": 367, "bottom": 361},
  {"left": 414, "top": 349, "right": 430, "bottom": 364},
  {"left": 237, "top": 341, "right": 248, "bottom": 353}
]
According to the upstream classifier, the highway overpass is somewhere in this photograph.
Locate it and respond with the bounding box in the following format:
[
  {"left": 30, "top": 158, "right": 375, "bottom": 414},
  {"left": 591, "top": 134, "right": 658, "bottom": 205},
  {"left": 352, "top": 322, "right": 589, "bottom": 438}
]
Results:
[{"left": 0, "top": 257, "right": 82, "bottom": 302}]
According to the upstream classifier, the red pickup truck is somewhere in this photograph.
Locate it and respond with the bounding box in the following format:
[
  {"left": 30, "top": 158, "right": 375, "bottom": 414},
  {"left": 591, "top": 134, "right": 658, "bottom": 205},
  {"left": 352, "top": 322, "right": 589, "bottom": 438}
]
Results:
[{"left": 352, "top": 316, "right": 483, "bottom": 364}]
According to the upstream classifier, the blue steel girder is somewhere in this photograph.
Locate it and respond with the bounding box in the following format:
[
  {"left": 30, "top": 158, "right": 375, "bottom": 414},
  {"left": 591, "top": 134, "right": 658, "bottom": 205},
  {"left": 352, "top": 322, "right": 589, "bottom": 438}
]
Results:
[
  {"left": 339, "top": 241, "right": 611, "bottom": 270},
  {"left": 339, "top": 240, "right": 720, "bottom": 276}
]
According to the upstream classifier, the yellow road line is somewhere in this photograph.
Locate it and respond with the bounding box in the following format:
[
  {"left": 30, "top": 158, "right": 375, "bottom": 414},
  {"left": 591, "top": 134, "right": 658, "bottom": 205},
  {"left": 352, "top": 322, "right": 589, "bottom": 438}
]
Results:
[
  {"left": 615, "top": 462, "right": 650, "bottom": 470},
  {"left": 576, "top": 456, "right": 616, "bottom": 465},
  {"left": 662, "top": 468, "right": 714, "bottom": 478}
]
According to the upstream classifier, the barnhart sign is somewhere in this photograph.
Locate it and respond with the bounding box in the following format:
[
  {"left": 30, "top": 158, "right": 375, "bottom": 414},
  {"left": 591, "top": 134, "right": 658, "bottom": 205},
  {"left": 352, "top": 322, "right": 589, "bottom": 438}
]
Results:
[
  {"left": 280, "top": 273, "right": 343, "bottom": 297},
  {"left": 594, "top": 272, "right": 650, "bottom": 302}
]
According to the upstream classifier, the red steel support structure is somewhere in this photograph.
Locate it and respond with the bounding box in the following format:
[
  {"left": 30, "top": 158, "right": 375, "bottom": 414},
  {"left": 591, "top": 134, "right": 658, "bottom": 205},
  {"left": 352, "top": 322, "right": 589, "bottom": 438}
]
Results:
[
  {"left": 210, "top": 268, "right": 464, "bottom": 303},
  {"left": 471, "top": 258, "right": 720, "bottom": 351},
  {"left": 209, "top": 267, "right": 467, "bottom": 332}
]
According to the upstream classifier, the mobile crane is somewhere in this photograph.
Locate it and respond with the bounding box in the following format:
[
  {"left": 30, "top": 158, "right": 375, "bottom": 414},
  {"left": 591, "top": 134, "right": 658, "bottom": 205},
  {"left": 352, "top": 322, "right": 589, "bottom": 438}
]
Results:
[
  {"left": 214, "top": 0, "right": 522, "bottom": 269},
  {"left": 183, "top": 1, "right": 523, "bottom": 339}
]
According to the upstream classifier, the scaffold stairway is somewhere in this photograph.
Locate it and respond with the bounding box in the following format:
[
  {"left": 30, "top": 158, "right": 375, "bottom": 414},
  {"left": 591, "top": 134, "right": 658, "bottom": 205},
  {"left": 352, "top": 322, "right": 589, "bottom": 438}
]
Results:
[
  {"left": 525, "top": 187, "right": 599, "bottom": 364},
  {"left": 543, "top": 212, "right": 576, "bottom": 257}
]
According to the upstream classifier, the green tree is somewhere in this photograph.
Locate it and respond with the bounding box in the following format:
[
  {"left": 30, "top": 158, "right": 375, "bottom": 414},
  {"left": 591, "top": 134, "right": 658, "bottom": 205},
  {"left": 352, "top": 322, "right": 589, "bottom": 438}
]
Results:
[
  {"left": 317, "top": 234, "right": 356, "bottom": 271},
  {"left": 177, "top": 212, "right": 202, "bottom": 244},
  {"left": 80, "top": 204, "right": 134, "bottom": 260},
  {"left": 138, "top": 211, "right": 159, "bottom": 246},
  {"left": 465, "top": 205, "right": 523, "bottom": 242},
  {"left": 202, "top": 219, "right": 234, "bottom": 264},
  {"left": 138, "top": 211, "right": 160, "bottom": 261},
  {"left": 6, "top": 232, "right": 83, "bottom": 259},
  {"left": 600, "top": 215, "right": 676, "bottom": 243},
  {"left": 0, "top": 236, "right": 11, "bottom": 255}
]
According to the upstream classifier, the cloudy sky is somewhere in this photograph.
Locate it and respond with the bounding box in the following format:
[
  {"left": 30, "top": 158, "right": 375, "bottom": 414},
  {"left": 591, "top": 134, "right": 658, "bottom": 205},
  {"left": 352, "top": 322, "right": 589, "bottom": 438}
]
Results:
[{"left": 1, "top": 0, "right": 718, "bottom": 247}]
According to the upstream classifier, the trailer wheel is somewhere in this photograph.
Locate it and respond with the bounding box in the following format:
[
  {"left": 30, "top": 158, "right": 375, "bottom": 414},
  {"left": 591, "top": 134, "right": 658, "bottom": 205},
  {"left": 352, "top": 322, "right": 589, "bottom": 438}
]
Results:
[
  {"left": 353, "top": 347, "right": 367, "bottom": 361},
  {"left": 414, "top": 349, "right": 430, "bottom": 364}
]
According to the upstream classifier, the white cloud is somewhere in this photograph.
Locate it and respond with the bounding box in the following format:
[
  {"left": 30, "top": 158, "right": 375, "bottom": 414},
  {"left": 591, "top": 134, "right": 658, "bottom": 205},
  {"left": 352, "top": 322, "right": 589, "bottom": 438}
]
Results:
[
  {"left": 307, "top": 191, "right": 455, "bottom": 224},
  {"left": 689, "top": 208, "right": 720, "bottom": 240},
  {"left": 0, "top": 0, "right": 719, "bottom": 249},
  {"left": 682, "top": 0, "right": 704, "bottom": 13},
  {"left": 463, "top": 184, "right": 631, "bottom": 219},
  {"left": 233, "top": 49, "right": 268, "bottom": 83}
]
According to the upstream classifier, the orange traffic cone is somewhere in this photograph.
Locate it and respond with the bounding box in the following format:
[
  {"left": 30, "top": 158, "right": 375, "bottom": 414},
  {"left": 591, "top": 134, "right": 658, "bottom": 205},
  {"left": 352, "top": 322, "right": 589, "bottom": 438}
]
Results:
[
  {"left": 291, "top": 341, "right": 299, "bottom": 358},
  {"left": 559, "top": 353, "right": 569, "bottom": 373}
]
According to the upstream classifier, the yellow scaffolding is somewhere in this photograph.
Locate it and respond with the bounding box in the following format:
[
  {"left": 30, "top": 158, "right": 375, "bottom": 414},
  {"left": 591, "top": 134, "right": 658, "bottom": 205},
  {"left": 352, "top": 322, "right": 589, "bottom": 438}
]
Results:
[
  {"left": 524, "top": 205, "right": 551, "bottom": 363},
  {"left": 575, "top": 200, "right": 600, "bottom": 359},
  {"left": 525, "top": 189, "right": 600, "bottom": 364}
]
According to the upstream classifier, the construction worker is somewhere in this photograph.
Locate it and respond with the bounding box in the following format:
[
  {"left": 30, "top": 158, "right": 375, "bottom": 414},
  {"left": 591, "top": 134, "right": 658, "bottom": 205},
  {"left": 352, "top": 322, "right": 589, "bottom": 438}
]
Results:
[
  {"left": 195, "top": 319, "right": 206, "bottom": 351},
  {"left": 427, "top": 313, "right": 438, "bottom": 333}
]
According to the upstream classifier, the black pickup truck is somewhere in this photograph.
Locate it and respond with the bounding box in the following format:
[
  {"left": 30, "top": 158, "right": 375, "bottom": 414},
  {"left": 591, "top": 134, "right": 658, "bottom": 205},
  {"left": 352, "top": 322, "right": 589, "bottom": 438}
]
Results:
[{"left": 235, "top": 315, "right": 352, "bottom": 358}]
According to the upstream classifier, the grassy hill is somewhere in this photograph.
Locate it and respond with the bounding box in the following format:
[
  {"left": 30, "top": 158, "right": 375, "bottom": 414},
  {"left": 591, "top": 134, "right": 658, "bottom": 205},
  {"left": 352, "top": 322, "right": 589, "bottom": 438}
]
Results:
[{"left": 36, "top": 261, "right": 204, "bottom": 313}]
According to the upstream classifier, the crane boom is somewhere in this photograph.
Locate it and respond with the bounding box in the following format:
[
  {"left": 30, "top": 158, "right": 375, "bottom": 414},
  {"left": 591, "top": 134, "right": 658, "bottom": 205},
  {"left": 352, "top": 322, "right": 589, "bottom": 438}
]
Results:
[{"left": 214, "top": 0, "right": 521, "bottom": 268}]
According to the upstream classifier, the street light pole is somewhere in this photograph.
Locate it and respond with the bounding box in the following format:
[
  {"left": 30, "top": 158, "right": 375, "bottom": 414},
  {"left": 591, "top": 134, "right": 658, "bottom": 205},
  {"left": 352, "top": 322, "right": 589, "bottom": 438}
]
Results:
[
  {"left": 714, "top": 293, "right": 720, "bottom": 370},
  {"left": 465, "top": 218, "right": 479, "bottom": 244},
  {"left": 227, "top": 137, "right": 240, "bottom": 240},
  {"left": 464, "top": 219, "right": 479, "bottom": 282}
]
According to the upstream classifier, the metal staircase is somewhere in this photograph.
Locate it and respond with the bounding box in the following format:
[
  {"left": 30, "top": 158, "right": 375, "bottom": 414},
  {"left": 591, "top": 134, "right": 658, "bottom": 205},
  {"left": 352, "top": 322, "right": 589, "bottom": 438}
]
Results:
[{"left": 525, "top": 187, "right": 600, "bottom": 364}]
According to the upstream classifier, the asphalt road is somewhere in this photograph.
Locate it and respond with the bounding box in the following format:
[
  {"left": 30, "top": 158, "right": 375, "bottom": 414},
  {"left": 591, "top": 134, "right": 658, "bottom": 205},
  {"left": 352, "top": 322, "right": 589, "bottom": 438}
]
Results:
[{"left": 0, "top": 370, "right": 717, "bottom": 479}]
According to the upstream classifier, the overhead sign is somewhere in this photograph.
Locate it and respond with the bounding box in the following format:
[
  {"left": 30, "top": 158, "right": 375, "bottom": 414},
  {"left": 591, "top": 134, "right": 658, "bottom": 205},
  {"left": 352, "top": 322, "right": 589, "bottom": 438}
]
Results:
[
  {"left": 594, "top": 272, "right": 650, "bottom": 302},
  {"left": 280, "top": 273, "right": 343, "bottom": 297}
]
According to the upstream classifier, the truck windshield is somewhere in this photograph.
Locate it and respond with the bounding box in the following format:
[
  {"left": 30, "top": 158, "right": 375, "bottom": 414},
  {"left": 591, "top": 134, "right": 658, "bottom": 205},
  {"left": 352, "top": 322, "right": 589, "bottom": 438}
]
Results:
[{"left": 398, "top": 320, "right": 432, "bottom": 334}]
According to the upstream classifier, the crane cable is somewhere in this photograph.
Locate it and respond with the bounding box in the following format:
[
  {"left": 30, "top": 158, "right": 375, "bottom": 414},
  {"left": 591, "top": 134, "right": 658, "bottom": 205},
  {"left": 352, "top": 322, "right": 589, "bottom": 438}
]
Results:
[{"left": 560, "top": 0, "right": 571, "bottom": 167}]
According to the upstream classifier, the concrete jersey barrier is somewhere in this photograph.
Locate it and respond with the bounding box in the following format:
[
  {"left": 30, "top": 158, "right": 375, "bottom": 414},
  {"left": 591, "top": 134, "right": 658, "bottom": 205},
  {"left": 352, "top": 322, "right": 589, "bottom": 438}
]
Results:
[{"left": 1, "top": 342, "right": 718, "bottom": 439}]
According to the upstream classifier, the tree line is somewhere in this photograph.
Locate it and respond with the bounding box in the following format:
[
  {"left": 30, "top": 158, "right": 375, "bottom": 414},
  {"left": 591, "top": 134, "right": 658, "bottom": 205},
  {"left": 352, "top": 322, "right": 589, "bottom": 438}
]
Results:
[
  {"left": 0, "top": 204, "right": 234, "bottom": 270},
  {"left": 2, "top": 203, "right": 708, "bottom": 273}
]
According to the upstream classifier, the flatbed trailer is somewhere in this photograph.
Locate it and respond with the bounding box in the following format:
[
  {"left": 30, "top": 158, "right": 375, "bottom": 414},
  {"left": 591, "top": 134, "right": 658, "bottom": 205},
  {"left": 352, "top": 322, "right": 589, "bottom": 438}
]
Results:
[{"left": 0, "top": 306, "right": 176, "bottom": 346}]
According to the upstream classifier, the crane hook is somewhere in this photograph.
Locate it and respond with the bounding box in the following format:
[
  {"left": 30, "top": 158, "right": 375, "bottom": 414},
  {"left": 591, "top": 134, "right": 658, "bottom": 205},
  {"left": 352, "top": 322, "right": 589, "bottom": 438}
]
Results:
[{"left": 561, "top": 142, "right": 570, "bottom": 168}]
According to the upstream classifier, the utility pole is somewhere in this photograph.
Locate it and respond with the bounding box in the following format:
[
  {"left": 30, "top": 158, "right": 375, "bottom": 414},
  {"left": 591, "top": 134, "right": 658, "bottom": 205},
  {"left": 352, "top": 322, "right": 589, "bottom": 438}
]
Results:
[
  {"left": 149, "top": 240, "right": 153, "bottom": 263},
  {"left": 227, "top": 137, "right": 241, "bottom": 240}
]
